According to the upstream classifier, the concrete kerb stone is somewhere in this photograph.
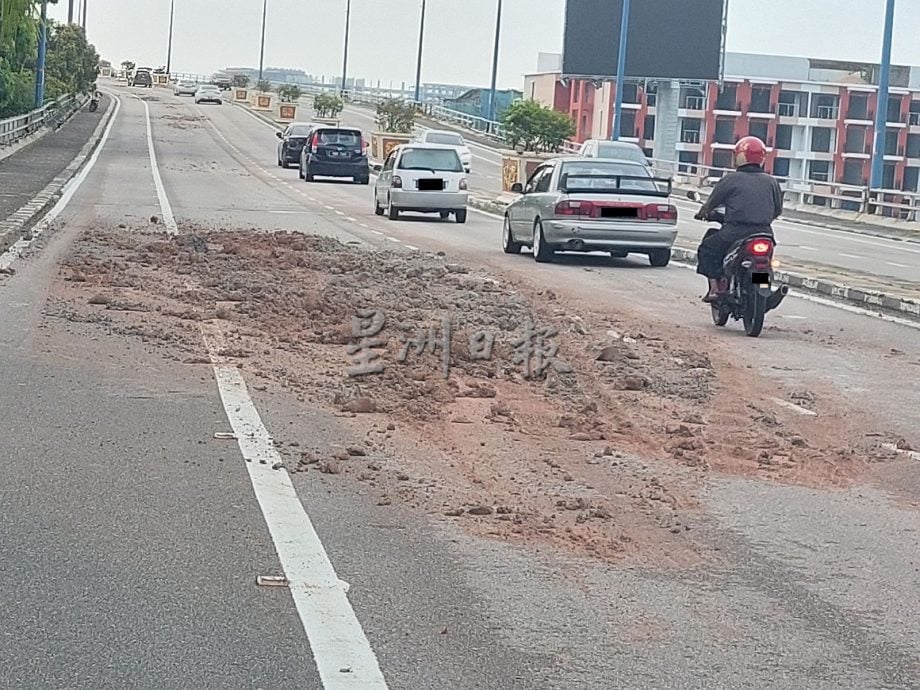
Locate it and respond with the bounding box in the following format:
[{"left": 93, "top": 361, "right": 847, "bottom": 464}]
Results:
[
  {"left": 0, "top": 95, "right": 116, "bottom": 256},
  {"left": 466, "top": 196, "right": 920, "bottom": 321}
]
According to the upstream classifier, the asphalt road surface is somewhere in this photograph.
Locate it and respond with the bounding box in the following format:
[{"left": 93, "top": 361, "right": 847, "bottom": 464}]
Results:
[
  {"left": 338, "top": 103, "right": 920, "bottom": 289},
  {"left": 1, "top": 84, "right": 919, "bottom": 689}
]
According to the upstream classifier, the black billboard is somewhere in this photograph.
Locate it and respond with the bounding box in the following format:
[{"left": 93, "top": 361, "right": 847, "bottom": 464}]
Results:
[{"left": 562, "top": 0, "right": 725, "bottom": 81}]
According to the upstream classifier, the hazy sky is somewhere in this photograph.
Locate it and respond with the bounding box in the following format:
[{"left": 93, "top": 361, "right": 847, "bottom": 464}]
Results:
[{"left": 51, "top": 0, "right": 920, "bottom": 88}]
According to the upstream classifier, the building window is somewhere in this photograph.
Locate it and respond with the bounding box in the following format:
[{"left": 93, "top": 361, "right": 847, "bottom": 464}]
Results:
[
  {"left": 680, "top": 86, "right": 705, "bottom": 110},
  {"left": 621, "top": 82, "right": 639, "bottom": 104},
  {"left": 680, "top": 119, "right": 701, "bottom": 144},
  {"left": 811, "top": 95, "right": 840, "bottom": 120},
  {"left": 807, "top": 160, "right": 831, "bottom": 182},
  {"left": 904, "top": 167, "right": 920, "bottom": 193},
  {"left": 775, "top": 125, "right": 793, "bottom": 150},
  {"left": 643, "top": 115, "right": 656, "bottom": 140},
  {"left": 715, "top": 84, "right": 738, "bottom": 111},
  {"left": 847, "top": 93, "right": 870, "bottom": 120},
  {"left": 712, "top": 150, "right": 733, "bottom": 172},
  {"left": 842, "top": 160, "right": 864, "bottom": 186},
  {"left": 678, "top": 151, "right": 699, "bottom": 173},
  {"left": 750, "top": 87, "right": 772, "bottom": 114},
  {"left": 811, "top": 127, "right": 833, "bottom": 153},
  {"left": 748, "top": 121, "right": 769, "bottom": 142},
  {"left": 885, "top": 129, "right": 900, "bottom": 157},
  {"left": 845, "top": 127, "right": 868, "bottom": 154},
  {"left": 907, "top": 134, "right": 920, "bottom": 159},
  {"left": 910, "top": 101, "right": 920, "bottom": 126},
  {"left": 778, "top": 90, "right": 805, "bottom": 117},
  {"left": 887, "top": 96, "right": 903, "bottom": 124},
  {"left": 714, "top": 117, "right": 735, "bottom": 145},
  {"left": 646, "top": 83, "right": 658, "bottom": 108},
  {"left": 883, "top": 163, "right": 896, "bottom": 189},
  {"left": 773, "top": 158, "right": 791, "bottom": 178},
  {"left": 618, "top": 110, "right": 637, "bottom": 138}
]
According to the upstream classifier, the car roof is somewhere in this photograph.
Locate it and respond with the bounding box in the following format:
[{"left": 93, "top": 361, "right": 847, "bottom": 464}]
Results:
[
  {"left": 396, "top": 142, "right": 461, "bottom": 151},
  {"left": 545, "top": 156, "right": 648, "bottom": 167},
  {"left": 424, "top": 129, "right": 464, "bottom": 138}
]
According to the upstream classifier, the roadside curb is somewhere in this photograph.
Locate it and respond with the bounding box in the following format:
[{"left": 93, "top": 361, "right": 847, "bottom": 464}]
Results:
[
  {"left": 232, "top": 101, "right": 282, "bottom": 131},
  {"left": 0, "top": 95, "right": 116, "bottom": 256},
  {"left": 466, "top": 196, "right": 920, "bottom": 321}
]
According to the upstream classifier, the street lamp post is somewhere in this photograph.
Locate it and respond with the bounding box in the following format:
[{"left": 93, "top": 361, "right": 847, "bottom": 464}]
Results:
[
  {"left": 870, "top": 0, "right": 896, "bottom": 191},
  {"left": 341, "top": 0, "right": 352, "bottom": 95},
  {"left": 35, "top": 0, "right": 48, "bottom": 107},
  {"left": 610, "top": 0, "right": 631, "bottom": 141},
  {"left": 258, "top": 0, "right": 268, "bottom": 82},
  {"left": 81, "top": 0, "right": 86, "bottom": 31},
  {"left": 487, "top": 0, "right": 503, "bottom": 129},
  {"left": 166, "top": 0, "right": 175, "bottom": 76},
  {"left": 68, "top": 0, "right": 74, "bottom": 23},
  {"left": 413, "top": 0, "right": 427, "bottom": 103}
]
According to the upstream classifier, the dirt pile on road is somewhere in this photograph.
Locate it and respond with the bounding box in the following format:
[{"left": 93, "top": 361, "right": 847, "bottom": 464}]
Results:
[{"left": 47, "top": 225, "right": 895, "bottom": 564}]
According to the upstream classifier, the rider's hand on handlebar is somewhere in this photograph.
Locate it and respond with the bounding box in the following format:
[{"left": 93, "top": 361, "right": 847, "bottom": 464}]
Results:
[{"left": 693, "top": 211, "right": 706, "bottom": 221}]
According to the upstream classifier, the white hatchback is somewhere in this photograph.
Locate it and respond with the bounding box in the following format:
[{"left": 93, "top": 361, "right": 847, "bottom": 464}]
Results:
[
  {"left": 414, "top": 129, "right": 472, "bottom": 172},
  {"left": 373, "top": 144, "right": 469, "bottom": 223}
]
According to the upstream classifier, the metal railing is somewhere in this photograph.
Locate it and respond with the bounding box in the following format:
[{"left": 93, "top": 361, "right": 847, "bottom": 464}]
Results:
[
  {"left": 0, "top": 94, "right": 82, "bottom": 149},
  {"left": 777, "top": 103, "right": 798, "bottom": 117}
]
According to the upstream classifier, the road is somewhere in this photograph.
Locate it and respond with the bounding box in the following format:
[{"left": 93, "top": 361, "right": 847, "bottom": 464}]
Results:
[
  {"left": 1, "top": 83, "right": 919, "bottom": 689},
  {"left": 338, "top": 102, "right": 920, "bottom": 290}
]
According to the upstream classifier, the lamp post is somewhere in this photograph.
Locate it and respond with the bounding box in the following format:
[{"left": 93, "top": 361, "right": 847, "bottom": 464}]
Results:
[
  {"left": 35, "top": 0, "right": 48, "bottom": 107},
  {"left": 81, "top": 0, "right": 86, "bottom": 31},
  {"left": 487, "top": 0, "right": 503, "bottom": 129},
  {"left": 413, "top": 0, "right": 427, "bottom": 103},
  {"left": 610, "top": 0, "right": 631, "bottom": 141},
  {"left": 68, "top": 0, "right": 74, "bottom": 23},
  {"left": 341, "top": 0, "right": 352, "bottom": 95},
  {"left": 166, "top": 0, "right": 175, "bottom": 76},
  {"left": 870, "top": 0, "right": 896, "bottom": 191},
  {"left": 258, "top": 0, "right": 268, "bottom": 82}
]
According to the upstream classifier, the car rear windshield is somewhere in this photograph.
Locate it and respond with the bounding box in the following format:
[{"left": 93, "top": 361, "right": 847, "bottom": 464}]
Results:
[
  {"left": 595, "top": 143, "right": 646, "bottom": 164},
  {"left": 426, "top": 132, "right": 464, "bottom": 146},
  {"left": 398, "top": 148, "right": 462, "bottom": 172},
  {"left": 315, "top": 130, "right": 361, "bottom": 145},
  {"left": 559, "top": 161, "right": 657, "bottom": 192},
  {"left": 289, "top": 125, "right": 313, "bottom": 137}
]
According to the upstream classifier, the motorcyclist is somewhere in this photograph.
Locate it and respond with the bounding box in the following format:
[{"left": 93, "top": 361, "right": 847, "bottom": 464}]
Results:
[{"left": 695, "top": 136, "right": 784, "bottom": 302}]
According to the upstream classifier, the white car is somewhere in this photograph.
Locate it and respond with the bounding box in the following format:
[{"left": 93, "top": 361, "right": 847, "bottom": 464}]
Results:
[
  {"left": 174, "top": 80, "right": 197, "bottom": 96},
  {"left": 372, "top": 143, "right": 469, "bottom": 223},
  {"left": 194, "top": 85, "right": 223, "bottom": 105},
  {"left": 414, "top": 129, "right": 472, "bottom": 172}
]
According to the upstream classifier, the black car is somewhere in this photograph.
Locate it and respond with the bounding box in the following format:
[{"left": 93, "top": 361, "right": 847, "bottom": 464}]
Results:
[
  {"left": 132, "top": 70, "right": 153, "bottom": 88},
  {"left": 299, "top": 127, "right": 369, "bottom": 184},
  {"left": 276, "top": 122, "right": 320, "bottom": 169}
]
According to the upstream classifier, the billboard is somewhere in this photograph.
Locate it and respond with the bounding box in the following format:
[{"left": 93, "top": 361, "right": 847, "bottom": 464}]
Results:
[{"left": 562, "top": 0, "right": 725, "bottom": 81}]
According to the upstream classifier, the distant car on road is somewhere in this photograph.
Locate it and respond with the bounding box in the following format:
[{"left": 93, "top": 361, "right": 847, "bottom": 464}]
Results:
[
  {"left": 300, "top": 126, "right": 369, "bottom": 184},
  {"left": 373, "top": 143, "right": 468, "bottom": 223},
  {"left": 413, "top": 129, "right": 472, "bottom": 172},
  {"left": 578, "top": 139, "right": 653, "bottom": 171},
  {"left": 194, "top": 84, "right": 223, "bottom": 105},
  {"left": 173, "top": 80, "right": 197, "bottom": 96},
  {"left": 275, "top": 122, "right": 321, "bottom": 170},
  {"left": 131, "top": 69, "right": 153, "bottom": 88},
  {"left": 502, "top": 157, "right": 676, "bottom": 266}
]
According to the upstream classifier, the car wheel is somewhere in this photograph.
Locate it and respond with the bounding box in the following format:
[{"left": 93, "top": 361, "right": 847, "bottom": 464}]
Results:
[
  {"left": 532, "top": 221, "right": 554, "bottom": 263},
  {"left": 374, "top": 196, "right": 385, "bottom": 216},
  {"left": 455, "top": 209, "right": 467, "bottom": 224},
  {"left": 356, "top": 176, "right": 370, "bottom": 185},
  {"left": 387, "top": 197, "right": 400, "bottom": 220},
  {"left": 502, "top": 215, "right": 523, "bottom": 254},
  {"left": 648, "top": 249, "right": 671, "bottom": 267},
  {"left": 298, "top": 161, "right": 305, "bottom": 179},
  {"left": 305, "top": 168, "right": 315, "bottom": 182}
]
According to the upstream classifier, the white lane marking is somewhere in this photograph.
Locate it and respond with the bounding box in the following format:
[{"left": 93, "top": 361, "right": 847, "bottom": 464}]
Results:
[
  {"left": 138, "top": 98, "right": 178, "bottom": 235},
  {"left": 323, "top": 205, "right": 336, "bottom": 211},
  {"left": 839, "top": 253, "right": 862, "bottom": 259},
  {"left": 882, "top": 443, "right": 920, "bottom": 462},
  {"left": 200, "top": 326, "right": 388, "bottom": 689},
  {"left": 779, "top": 223, "right": 920, "bottom": 255},
  {"left": 405, "top": 244, "right": 419, "bottom": 251},
  {"left": 670, "top": 259, "right": 920, "bottom": 331},
  {"left": 771, "top": 398, "right": 817, "bottom": 416},
  {"left": 777, "top": 314, "right": 808, "bottom": 320},
  {"left": 795, "top": 245, "right": 816, "bottom": 251},
  {"left": 470, "top": 206, "right": 504, "bottom": 220},
  {"left": 345, "top": 216, "right": 357, "bottom": 222},
  {"left": 886, "top": 261, "right": 909, "bottom": 268},
  {"left": 0, "top": 95, "right": 122, "bottom": 270},
  {"left": 386, "top": 236, "right": 400, "bottom": 243},
  {"left": 335, "top": 210, "right": 346, "bottom": 216}
]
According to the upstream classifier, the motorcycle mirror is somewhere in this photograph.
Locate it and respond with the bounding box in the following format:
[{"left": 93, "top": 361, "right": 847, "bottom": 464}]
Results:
[{"left": 687, "top": 190, "right": 699, "bottom": 202}]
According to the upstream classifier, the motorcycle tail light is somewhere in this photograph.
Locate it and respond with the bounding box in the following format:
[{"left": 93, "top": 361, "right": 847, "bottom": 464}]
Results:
[{"left": 748, "top": 239, "right": 773, "bottom": 255}]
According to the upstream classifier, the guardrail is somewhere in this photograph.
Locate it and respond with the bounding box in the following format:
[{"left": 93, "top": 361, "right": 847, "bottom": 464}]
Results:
[{"left": 0, "top": 94, "right": 83, "bottom": 149}]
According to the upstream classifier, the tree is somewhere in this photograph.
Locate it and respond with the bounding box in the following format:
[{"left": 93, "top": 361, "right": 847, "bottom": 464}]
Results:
[
  {"left": 0, "top": 0, "right": 40, "bottom": 117},
  {"left": 313, "top": 92, "right": 343, "bottom": 118},
  {"left": 44, "top": 22, "right": 98, "bottom": 97},
  {"left": 501, "top": 99, "right": 575, "bottom": 153},
  {"left": 278, "top": 84, "right": 302, "bottom": 103},
  {"left": 375, "top": 98, "right": 416, "bottom": 133},
  {"left": 256, "top": 78, "right": 272, "bottom": 93},
  {"left": 121, "top": 60, "right": 135, "bottom": 74}
]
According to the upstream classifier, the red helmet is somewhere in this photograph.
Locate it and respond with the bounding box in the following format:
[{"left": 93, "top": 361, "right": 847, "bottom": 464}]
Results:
[{"left": 734, "top": 136, "right": 767, "bottom": 168}]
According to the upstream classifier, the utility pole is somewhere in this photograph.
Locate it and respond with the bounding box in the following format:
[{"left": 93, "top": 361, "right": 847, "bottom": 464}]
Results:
[
  {"left": 68, "top": 0, "right": 74, "bottom": 23},
  {"left": 166, "top": 0, "right": 175, "bottom": 76},
  {"left": 870, "top": 0, "right": 896, "bottom": 191},
  {"left": 611, "top": 0, "right": 631, "bottom": 141},
  {"left": 413, "top": 0, "right": 427, "bottom": 103},
  {"left": 487, "top": 0, "right": 503, "bottom": 128},
  {"left": 258, "top": 0, "right": 267, "bottom": 81},
  {"left": 81, "top": 0, "right": 86, "bottom": 32},
  {"left": 35, "top": 0, "right": 48, "bottom": 107},
  {"left": 341, "top": 0, "right": 351, "bottom": 95}
]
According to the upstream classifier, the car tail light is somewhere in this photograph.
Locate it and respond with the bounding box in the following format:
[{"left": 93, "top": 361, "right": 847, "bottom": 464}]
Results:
[
  {"left": 392, "top": 175, "right": 403, "bottom": 188},
  {"left": 555, "top": 200, "right": 595, "bottom": 216},
  {"left": 641, "top": 203, "right": 678, "bottom": 222},
  {"left": 459, "top": 178, "right": 468, "bottom": 191},
  {"left": 311, "top": 134, "right": 319, "bottom": 153},
  {"left": 748, "top": 239, "right": 773, "bottom": 255},
  {"left": 360, "top": 135, "right": 368, "bottom": 154}
]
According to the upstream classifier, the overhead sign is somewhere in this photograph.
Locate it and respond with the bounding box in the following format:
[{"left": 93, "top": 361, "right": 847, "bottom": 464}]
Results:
[{"left": 562, "top": 0, "right": 725, "bottom": 81}]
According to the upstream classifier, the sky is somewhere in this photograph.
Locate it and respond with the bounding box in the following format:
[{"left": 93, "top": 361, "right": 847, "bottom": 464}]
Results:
[{"left": 49, "top": 0, "right": 920, "bottom": 89}]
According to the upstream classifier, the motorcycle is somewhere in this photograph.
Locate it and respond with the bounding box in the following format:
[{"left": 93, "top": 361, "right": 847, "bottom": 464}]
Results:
[
  {"left": 89, "top": 92, "right": 100, "bottom": 112},
  {"left": 687, "top": 190, "right": 788, "bottom": 337}
]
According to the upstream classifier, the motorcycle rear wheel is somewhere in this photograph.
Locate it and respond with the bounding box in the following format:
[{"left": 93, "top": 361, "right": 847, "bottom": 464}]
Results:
[
  {"left": 711, "top": 304, "right": 729, "bottom": 326},
  {"left": 743, "top": 289, "right": 766, "bottom": 337}
]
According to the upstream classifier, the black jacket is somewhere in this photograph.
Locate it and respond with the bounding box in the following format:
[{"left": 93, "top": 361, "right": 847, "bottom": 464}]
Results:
[{"left": 699, "top": 165, "right": 784, "bottom": 232}]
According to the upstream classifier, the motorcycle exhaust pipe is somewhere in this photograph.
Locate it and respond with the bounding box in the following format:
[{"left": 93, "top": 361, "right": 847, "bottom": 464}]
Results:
[{"left": 766, "top": 284, "right": 789, "bottom": 311}]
